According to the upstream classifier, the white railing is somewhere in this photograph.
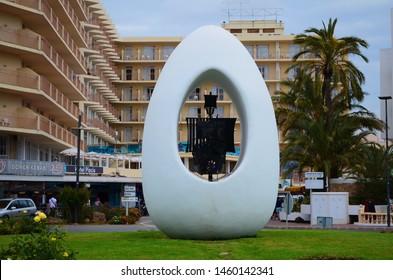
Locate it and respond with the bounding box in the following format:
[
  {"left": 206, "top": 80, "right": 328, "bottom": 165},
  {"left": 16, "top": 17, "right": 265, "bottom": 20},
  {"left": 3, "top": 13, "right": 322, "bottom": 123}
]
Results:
[{"left": 358, "top": 206, "right": 393, "bottom": 225}]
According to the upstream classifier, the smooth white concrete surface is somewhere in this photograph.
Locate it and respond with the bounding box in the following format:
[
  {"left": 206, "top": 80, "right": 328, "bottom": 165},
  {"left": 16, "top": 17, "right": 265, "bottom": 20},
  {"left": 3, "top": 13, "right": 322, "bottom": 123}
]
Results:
[{"left": 142, "top": 25, "right": 279, "bottom": 239}]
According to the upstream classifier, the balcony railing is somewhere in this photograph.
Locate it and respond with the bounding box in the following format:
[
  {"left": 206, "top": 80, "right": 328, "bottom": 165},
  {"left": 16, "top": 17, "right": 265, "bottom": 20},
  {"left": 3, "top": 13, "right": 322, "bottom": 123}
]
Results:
[
  {"left": 122, "top": 114, "right": 145, "bottom": 122},
  {"left": 86, "top": 118, "right": 116, "bottom": 139},
  {"left": 0, "top": 111, "right": 81, "bottom": 148},
  {"left": 89, "top": 17, "right": 118, "bottom": 52},
  {"left": 254, "top": 52, "right": 318, "bottom": 60},
  {"left": 57, "top": 0, "right": 88, "bottom": 41},
  {"left": 4, "top": 0, "right": 89, "bottom": 55},
  {"left": 122, "top": 71, "right": 160, "bottom": 82},
  {"left": 122, "top": 50, "right": 174, "bottom": 61},
  {"left": 0, "top": 26, "right": 88, "bottom": 99},
  {"left": 90, "top": 70, "right": 121, "bottom": 99},
  {"left": 358, "top": 207, "right": 393, "bottom": 226},
  {"left": 0, "top": 67, "right": 81, "bottom": 120},
  {"left": 87, "top": 94, "right": 120, "bottom": 120}
]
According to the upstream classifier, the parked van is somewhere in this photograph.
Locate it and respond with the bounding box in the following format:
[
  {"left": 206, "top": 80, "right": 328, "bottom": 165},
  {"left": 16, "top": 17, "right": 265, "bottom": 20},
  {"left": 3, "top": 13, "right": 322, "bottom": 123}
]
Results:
[{"left": 0, "top": 198, "right": 37, "bottom": 219}]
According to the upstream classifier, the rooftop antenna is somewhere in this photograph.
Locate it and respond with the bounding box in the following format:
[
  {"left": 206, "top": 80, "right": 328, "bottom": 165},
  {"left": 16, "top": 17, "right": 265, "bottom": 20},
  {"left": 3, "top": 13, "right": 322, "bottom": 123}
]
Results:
[
  {"left": 222, "top": 0, "right": 250, "bottom": 22},
  {"left": 222, "top": 1, "right": 283, "bottom": 22}
]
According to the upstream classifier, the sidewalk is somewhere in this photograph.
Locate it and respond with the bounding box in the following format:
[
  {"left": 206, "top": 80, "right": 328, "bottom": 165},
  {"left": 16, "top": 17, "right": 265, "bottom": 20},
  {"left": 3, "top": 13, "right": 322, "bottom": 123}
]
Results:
[{"left": 63, "top": 216, "right": 392, "bottom": 233}]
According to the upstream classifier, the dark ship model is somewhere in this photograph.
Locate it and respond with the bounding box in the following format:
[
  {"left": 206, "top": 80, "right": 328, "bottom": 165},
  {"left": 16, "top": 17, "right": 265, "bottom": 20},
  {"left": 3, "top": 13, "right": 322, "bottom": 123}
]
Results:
[{"left": 186, "top": 93, "right": 236, "bottom": 181}]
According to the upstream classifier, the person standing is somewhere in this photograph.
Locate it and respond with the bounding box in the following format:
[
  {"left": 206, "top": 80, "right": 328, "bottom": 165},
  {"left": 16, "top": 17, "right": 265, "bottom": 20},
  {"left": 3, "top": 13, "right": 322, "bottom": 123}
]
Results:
[{"left": 49, "top": 196, "right": 57, "bottom": 208}]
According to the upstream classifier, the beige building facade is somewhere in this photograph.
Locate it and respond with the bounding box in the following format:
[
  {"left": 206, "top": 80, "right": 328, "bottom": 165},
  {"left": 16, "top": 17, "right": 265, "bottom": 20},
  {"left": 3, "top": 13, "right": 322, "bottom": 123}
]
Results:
[{"left": 0, "top": 0, "right": 312, "bottom": 206}]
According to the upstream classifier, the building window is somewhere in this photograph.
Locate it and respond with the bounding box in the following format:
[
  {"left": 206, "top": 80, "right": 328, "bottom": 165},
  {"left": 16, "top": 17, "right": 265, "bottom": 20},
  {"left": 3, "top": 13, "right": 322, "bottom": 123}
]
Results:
[
  {"left": 230, "top": 29, "right": 242, "bottom": 33},
  {"left": 263, "top": 28, "right": 275, "bottom": 33},
  {"left": 258, "top": 65, "right": 269, "bottom": 79},
  {"left": 125, "top": 127, "right": 132, "bottom": 142},
  {"left": 188, "top": 87, "right": 200, "bottom": 100},
  {"left": 288, "top": 66, "right": 301, "bottom": 79},
  {"left": 0, "top": 136, "right": 7, "bottom": 158},
  {"left": 125, "top": 67, "right": 133, "bottom": 80},
  {"left": 162, "top": 46, "right": 175, "bottom": 59},
  {"left": 142, "top": 46, "right": 155, "bottom": 60},
  {"left": 143, "top": 87, "right": 154, "bottom": 100},
  {"left": 247, "top": 28, "right": 259, "bottom": 33},
  {"left": 26, "top": 141, "right": 38, "bottom": 160},
  {"left": 189, "top": 106, "right": 201, "bottom": 118},
  {"left": 256, "top": 45, "right": 269, "bottom": 59},
  {"left": 245, "top": 45, "right": 253, "bottom": 58},
  {"left": 288, "top": 44, "right": 301, "bottom": 58},
  {"left": 142, "top": 67, "right": 155, "bottom": 80},
  {"left": 212, "top": 106, "right": 224, "bottom": 118},
  {"left": 124, "top": 107, "right": 133, "bottom": 121},
  {"left": 211, "top": 86, "right": 225, "bottom": 100},
  {"left": 124, "top": 87, "right": 132, "bottom": 101},
  {"left": 124, "top": 47, "right": 133, "bottom": 60}
]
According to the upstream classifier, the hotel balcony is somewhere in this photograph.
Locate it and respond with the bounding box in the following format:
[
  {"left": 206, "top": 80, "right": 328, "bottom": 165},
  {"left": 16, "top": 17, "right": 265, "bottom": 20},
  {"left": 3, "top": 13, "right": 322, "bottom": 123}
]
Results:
[
  {"left": 0, "top": 26, "right": 88, "bottom": 101},
  {"left": 0, "top": 110, "right": 83, "bottom": 151},
  {"left": 87, "top": 93, "right": 120, "bottom": 121},
  {"left": 70, "top": 0, "right": 89, "bottom": 22},
  {"left": 46, "top": 0, "right": 89, "bottom": 44},
  {"left": 253, "top": 52, "right": 317, "bottom": 61},
  {"left": 82, "top": 71, "right": 121, "bottom": 101},
  {"left": 121, "top": 114, "right": 145, "bottom": 123},
  {"left": 85, "top": 118, "right": 116, "bottom": 142},
  {"left": 0, "top": 0, "right": 88, "bottom": 72},
  {"left": 0, "top": 67, "right": 83, "bottom": 125},
  {"left": 119, "top": 70, "right": 160, "bottom": 83}
]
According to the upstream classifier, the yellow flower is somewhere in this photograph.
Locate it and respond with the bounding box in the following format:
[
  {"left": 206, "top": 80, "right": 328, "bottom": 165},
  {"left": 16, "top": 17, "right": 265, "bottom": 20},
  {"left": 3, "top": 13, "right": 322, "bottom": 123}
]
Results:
[
  {"left": 36, "top": 211, "right": 47, "bottom": 220},
  {"left": 34, "top": 216, "right": 41, "bottom": 223},
  {"left": 23, "top": 210, "right": 27, "bottom": 213},
  {"left": 63, "top": 252, "right": 68, "bottom": 257},
  {"left": 51, "top": 237, "right": 57, "bottom": 241}
]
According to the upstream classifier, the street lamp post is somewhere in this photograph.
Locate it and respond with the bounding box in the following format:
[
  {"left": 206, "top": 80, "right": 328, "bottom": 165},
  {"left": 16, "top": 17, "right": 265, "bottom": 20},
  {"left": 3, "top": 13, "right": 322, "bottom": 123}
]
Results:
[
  {"left": 379, "top": 96, "right": 391, "bottom": 227},
  {"left": 114, "top": 130, "right": 118, "bottom": 175},
  {"left": 76, "top": 114, "right": 82, "bottom": 189}
]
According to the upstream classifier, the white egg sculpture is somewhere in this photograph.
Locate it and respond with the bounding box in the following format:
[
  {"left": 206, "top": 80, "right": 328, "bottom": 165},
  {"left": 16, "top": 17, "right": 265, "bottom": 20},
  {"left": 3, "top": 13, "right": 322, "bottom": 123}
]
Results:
[{"left": 142, "top": 25, "right": 279, "bottom": 240}]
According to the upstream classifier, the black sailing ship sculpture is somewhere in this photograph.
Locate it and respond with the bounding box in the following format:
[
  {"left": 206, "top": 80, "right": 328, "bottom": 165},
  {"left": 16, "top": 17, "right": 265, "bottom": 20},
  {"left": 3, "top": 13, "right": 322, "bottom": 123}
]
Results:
[{"left": 186, "top": 93, "right": 236, "bottom": 181}]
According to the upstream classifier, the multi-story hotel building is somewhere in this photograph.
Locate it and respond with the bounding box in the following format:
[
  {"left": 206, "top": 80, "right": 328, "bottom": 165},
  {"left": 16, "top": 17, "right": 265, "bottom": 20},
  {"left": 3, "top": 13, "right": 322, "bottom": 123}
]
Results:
[{"left": 0, "top": 0, "right": 309, "bottom": 206}]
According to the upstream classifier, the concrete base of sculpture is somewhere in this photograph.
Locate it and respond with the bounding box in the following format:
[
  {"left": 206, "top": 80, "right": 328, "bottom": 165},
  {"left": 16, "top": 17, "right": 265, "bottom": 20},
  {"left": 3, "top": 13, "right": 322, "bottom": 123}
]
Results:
[{"left": 142, "top": 25, "right": 279, "bottom": 240}]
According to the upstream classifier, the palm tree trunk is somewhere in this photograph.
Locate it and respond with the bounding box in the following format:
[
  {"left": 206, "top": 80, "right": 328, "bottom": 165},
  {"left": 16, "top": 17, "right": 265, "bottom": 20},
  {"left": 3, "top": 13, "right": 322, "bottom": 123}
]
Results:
[{"left": 323, "top": 74, "right": 333, "bottom": 118}]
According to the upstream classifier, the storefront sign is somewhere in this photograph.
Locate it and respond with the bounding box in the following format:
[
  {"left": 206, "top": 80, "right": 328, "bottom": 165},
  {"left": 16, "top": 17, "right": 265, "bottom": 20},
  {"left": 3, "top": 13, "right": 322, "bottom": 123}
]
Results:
[
  {"left": 65, "top": 165, "right": 103, "bottom": 174},
  {"left": 0, "top": 160, "right": 64, "bottom": 176}
]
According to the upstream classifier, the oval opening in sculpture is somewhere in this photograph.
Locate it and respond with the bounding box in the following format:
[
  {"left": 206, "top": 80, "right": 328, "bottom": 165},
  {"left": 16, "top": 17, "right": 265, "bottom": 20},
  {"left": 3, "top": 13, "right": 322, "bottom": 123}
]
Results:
[{"left": 178, "top": 80, "right": 242, "bottom": 182}]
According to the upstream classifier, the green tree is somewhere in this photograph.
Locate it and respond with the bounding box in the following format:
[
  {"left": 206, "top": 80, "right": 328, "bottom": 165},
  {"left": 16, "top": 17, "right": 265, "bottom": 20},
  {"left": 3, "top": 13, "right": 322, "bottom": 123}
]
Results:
[
  {"left": 275, "top": 18, "right": 383, "bottom": 185},
  {"left": 288, "top": 18, "right": 369, "bottom": 118},
  {"left": 59, "top": 186, "right": 90, "bottom": 223},
  {"left": 274, "top": 73, "right": 383, "bottom": 182},
  {"left": 353, "top": 144, "right": 393, "bottom": 204}
]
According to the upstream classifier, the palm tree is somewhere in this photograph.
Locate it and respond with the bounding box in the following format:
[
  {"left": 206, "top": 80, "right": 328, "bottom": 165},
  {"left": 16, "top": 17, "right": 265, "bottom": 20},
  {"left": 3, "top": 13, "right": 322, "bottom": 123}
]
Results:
[
  {"left": 288, "top": 18, "right": 369, "bottom": 118},
  {"left": 274, "top": 73, "right": 383, "bottom": 183},
  {"left": 352, "top": 143, "right": 389, "bottom": 179},
  {"left": 275, "top": 18, "right": 383, "bottom": 185},
  {"left": 354, "top": 144, "right": 393, "bottom": 204}
]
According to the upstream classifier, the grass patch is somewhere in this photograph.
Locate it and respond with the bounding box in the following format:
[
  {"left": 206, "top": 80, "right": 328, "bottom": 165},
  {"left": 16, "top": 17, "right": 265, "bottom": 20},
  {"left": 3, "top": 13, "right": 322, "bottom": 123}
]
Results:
[{"left": 1, "top": 229, "right": 392, "bottom": 260}]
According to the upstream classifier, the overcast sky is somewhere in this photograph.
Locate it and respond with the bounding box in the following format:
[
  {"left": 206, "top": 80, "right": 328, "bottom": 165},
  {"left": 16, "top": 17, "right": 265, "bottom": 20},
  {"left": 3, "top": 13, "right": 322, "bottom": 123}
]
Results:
[{"left": 100, "top": 0, "right": 392, "bottom": 117}]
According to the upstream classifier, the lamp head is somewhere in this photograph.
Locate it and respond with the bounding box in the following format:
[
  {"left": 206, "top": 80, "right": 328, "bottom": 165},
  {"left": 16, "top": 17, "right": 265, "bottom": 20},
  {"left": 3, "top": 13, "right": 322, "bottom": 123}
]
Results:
[{"left": 204, "top": 92, "right": 217, "bottom": 118}]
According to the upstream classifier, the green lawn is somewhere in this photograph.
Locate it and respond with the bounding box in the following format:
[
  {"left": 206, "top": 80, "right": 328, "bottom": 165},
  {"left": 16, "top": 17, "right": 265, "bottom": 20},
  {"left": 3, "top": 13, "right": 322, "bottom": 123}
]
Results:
[{"left": 2, "top": 229, "right": 392, "bottom": 260}]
